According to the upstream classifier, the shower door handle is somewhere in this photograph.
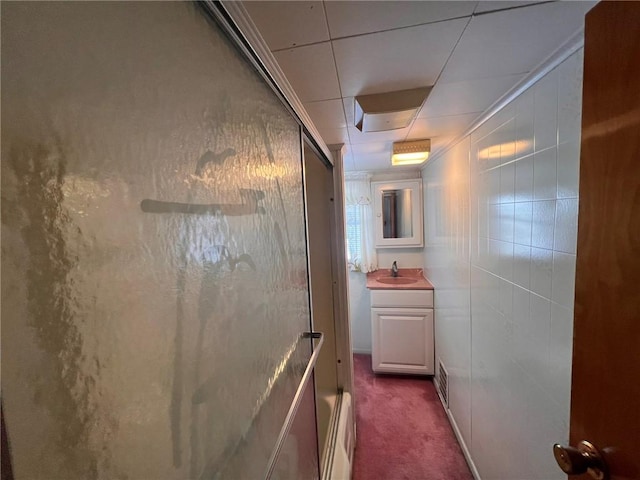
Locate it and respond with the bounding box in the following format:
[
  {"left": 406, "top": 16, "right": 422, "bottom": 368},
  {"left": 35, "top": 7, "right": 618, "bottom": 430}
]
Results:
[{"left": 553, "top": 440, "right": 608, "bottom": 479}]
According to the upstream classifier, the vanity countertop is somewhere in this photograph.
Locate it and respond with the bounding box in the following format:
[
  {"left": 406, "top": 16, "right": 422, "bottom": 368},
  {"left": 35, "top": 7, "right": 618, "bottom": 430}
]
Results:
[{"left": 366, "top": 268, "right": 434, "bottom": 290}]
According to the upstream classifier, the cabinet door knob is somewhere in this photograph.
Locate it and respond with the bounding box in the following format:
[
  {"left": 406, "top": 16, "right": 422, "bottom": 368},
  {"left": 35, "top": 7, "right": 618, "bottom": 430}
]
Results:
[{"left": 553, "top": 441, "right": 607, "bottom": 480}]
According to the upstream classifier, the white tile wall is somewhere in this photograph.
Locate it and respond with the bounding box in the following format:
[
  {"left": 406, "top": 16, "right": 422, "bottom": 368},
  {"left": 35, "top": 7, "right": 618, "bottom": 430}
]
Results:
[
  {"left": 423, "top": 48, "right": 583, "bottom": 479},
  {"left": 533, "top": 148, "right": 558, "bottom": 200},
  {"left": 424, "top": 137, "right": 473, "bottom": 448}
]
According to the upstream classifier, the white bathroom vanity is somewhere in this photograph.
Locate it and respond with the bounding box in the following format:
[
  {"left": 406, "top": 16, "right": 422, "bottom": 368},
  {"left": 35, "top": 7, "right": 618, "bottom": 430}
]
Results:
[{"left": 366, "top": 270, "right": 435, "bottom": 375}]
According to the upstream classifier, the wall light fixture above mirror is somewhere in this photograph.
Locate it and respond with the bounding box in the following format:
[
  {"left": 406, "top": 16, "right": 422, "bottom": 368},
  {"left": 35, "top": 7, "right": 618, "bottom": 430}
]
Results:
[{"left": 392, "top": 139, "right": 431, "bottom": 166}]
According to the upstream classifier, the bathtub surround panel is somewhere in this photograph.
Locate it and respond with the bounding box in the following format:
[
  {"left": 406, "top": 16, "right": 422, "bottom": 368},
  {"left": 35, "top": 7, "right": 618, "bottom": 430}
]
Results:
[
  {"left": 424, "top": 49, "right": 583, "bottom": 479},
  {"left": 2, "top": 3, "right": 318, "bottom": 479}
]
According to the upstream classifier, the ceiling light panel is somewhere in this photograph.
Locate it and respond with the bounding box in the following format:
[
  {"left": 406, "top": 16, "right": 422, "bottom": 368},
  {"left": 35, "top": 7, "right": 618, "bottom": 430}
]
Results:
[{"left": 392, "top": 139, "right": 431, "bottom": 166}]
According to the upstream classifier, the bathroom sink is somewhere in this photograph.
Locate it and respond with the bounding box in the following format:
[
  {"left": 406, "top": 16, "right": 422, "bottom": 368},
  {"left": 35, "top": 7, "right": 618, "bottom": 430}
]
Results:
[{"left": 376, "top": 277, "right": 418, "bottom": 285}]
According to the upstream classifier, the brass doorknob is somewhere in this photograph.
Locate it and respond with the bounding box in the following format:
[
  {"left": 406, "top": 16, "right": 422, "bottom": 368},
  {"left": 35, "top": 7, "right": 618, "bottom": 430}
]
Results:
[{"left": 553, "top": 441, "right": 608, "bottom": 480}]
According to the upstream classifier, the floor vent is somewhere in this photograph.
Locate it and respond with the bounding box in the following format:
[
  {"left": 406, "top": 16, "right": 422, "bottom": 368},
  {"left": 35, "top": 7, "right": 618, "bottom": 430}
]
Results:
[{"left": 437, "top": 360, "right": 449, "bottom": 408}]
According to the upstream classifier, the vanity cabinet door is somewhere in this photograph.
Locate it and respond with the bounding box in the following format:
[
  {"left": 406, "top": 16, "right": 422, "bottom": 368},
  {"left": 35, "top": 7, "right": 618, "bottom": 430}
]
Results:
[{"left": 371, "top": 308, "right": 434, "bottom": 375}]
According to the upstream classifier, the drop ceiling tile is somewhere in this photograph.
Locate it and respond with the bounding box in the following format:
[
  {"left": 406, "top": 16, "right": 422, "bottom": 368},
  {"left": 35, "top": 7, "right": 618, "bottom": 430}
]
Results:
[
  {"left": 243, "top": 1, "right": 329, "bottom": 51},
  {"left": 325, "top": 1, "right": 475, "bottom": 38},
  {"left": 421, "top": 73, "right": 525, "bottom": 118},
  {"left": 350, "top": 142, "right": 390, "bottom": 155},
  {"left": 343, "top": 97, "right": 355, "bottom": 126},
  {"left": 274, "top": 42, "right": 341, "bottom": 102},
  {"left": 351, "top": 151, "right": 395, "bottom": 172},
  {"left": 315, "top": 127, "right": 349, "bottom": 145},
  {"left": 408, "top": 112, "right": 480, "bottom": 139},
  {"left": 333, "top": 18, "right": 469, "bottom": 97},
  {"left": 303, "top": 99, "right": 346, "bottom": 129},
  {"left": 347, "top": 125, "right": 410, "bottom": 145},
  {"left": 440, "top": 1, "right": 596, "bottom": 83},
  {"left": 473, "top": 1, "right": 546, "bottom": 14}
]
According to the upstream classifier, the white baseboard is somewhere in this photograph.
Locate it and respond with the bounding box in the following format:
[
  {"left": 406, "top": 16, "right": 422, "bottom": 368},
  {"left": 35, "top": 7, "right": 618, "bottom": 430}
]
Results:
[
  {"left": 444, "top": 407, "right": 482, "bottom": 480},
  {"left": 351, "top": 348, "right": 371, "bottom": 354}
]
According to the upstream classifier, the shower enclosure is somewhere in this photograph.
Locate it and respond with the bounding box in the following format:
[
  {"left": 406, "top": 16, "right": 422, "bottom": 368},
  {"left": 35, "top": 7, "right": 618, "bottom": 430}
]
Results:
[{"left": 1, "top": 2, "right": 352, "bottom": 479}]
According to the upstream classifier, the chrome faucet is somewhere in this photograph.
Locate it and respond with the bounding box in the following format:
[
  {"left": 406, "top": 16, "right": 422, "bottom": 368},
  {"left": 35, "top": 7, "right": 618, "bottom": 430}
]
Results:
[{"left": 391, "top": 261, "right": 398, "bottom": 277}]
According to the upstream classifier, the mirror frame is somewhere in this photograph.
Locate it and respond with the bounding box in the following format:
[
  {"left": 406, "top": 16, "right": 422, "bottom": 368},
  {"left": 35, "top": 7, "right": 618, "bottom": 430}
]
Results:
[{"left": 372, "top": 179, "right": 423, "bottom": 248}]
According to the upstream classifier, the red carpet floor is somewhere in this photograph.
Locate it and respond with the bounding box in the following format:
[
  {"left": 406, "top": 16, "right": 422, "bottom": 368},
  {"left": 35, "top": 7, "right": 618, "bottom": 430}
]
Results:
[{"left": 351, "top": 354, "right": 473, "bottom": 480}]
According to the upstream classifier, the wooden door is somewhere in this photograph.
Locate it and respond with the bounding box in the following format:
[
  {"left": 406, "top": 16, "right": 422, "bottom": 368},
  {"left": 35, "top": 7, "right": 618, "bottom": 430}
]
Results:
[{"left": 568, "top": 2, "right": 640, "bottom": 479}]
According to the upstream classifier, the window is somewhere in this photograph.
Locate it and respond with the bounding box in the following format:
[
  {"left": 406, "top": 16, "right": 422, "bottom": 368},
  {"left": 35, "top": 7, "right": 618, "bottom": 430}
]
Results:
[
  {"left": 345, "top": 204, "right": 362, "bottom": 270},
  {"left": 344, "top": 175, "right": 377, "bottom": 272}
]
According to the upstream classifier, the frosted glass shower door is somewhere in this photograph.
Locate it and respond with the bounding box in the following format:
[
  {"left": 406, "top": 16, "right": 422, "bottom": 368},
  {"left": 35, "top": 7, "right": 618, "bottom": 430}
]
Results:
[{"left": 1, "top": 2, "right": 319, "bottom": 479}]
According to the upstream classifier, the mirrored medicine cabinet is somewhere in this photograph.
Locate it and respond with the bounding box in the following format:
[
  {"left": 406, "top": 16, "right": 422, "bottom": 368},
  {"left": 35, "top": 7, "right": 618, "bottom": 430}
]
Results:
[{"left": 372, "top": 179, "right": 423, "bottom": 248}]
